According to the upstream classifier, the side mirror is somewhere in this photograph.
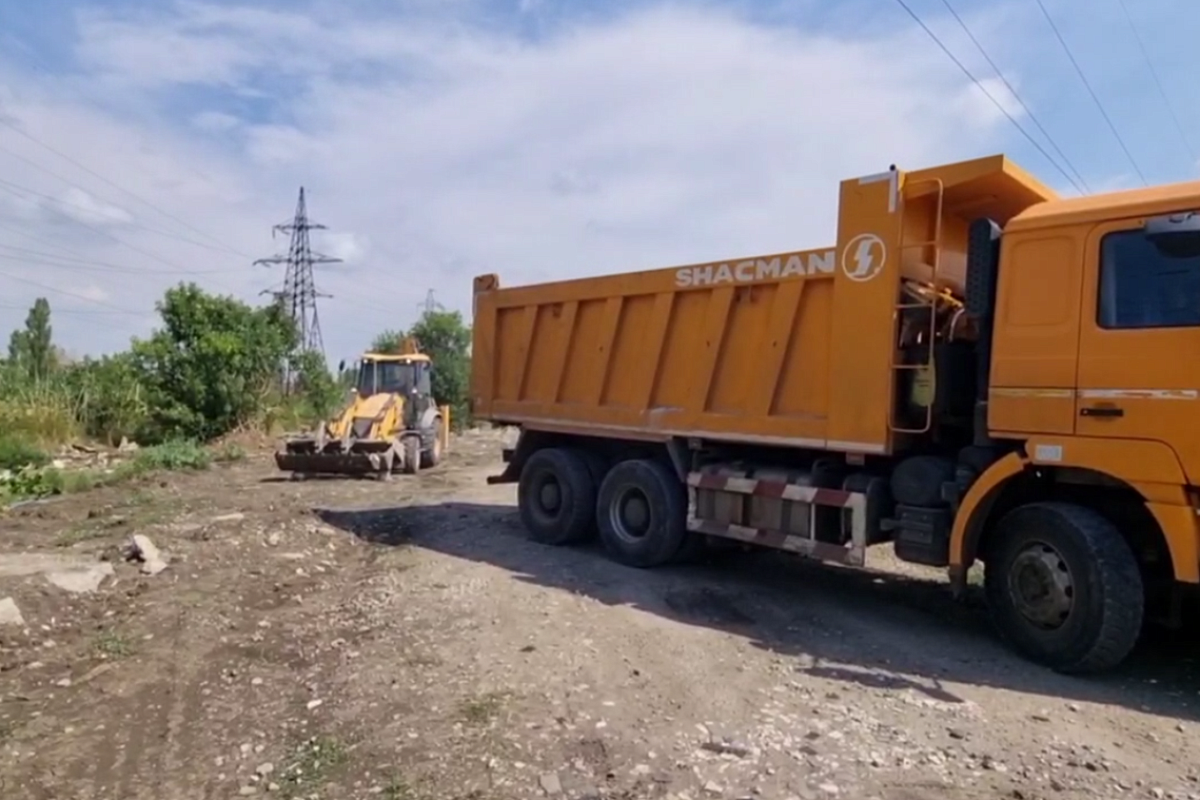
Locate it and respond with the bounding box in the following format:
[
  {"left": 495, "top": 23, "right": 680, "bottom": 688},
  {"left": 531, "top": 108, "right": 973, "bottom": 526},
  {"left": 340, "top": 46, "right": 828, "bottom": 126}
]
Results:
[
  {"left": 337, "top": 359, "right": 345, "bottom": 374},
  {"left": 1145, "top": 212, "right": 1200, "bottom": 258}
]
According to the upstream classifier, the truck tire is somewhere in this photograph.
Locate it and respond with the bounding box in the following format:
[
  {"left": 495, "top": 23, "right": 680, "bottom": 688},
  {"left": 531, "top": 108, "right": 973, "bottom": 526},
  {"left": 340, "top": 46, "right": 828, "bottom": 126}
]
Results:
[
  {"left": 518, "top": 448, "right": 597, "bottom": 546},
  {"left": 596, "top": 459, "right": 687, "bottom": 568},
  {"left": 984, "top": 502, "right": 1144, "bottom": 674},
  {"left": 576, "top": 449, "right": 609, "bottom": 487},
  {"left": 890, "top": 455, "right": 955, "bottom": 507}
]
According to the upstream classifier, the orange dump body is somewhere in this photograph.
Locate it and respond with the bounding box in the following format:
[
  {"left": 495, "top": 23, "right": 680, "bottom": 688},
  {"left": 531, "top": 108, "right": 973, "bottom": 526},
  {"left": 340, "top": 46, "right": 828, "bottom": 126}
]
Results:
[{"left": 471, "top": 155, "right": 1057, "bottom": 455}]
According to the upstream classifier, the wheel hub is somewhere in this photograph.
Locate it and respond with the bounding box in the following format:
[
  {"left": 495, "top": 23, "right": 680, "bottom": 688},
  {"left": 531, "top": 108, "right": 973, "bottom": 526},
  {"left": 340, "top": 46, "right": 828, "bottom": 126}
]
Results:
[
  {"left": 1009, "top": 542, "right": 1075, "bottom": 630},
  {"left": 610, "top": 487, "right": 651, "bottom": 541},
  {"left": 538, "top": 480, "right": 561, "bottom": 512}
]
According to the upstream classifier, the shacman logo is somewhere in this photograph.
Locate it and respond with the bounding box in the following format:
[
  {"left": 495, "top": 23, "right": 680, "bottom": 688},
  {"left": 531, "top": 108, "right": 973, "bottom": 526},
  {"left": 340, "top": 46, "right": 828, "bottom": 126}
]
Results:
[{"left": 841, "top": 233, "right": 886, "bottom": 282}]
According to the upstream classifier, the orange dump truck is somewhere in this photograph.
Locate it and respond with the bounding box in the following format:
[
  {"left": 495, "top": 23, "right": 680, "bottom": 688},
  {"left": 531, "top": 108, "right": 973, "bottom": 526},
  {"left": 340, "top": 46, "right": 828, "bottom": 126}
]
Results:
[{"left": 470, "top": 154, "right": 1200, "bottom": 674}]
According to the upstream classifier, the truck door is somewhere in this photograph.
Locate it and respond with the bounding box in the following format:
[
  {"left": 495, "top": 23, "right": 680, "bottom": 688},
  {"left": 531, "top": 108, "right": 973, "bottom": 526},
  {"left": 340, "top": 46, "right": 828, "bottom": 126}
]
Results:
[{"left": 1075, "top": 215, "right": 1200, "bottom": 483}]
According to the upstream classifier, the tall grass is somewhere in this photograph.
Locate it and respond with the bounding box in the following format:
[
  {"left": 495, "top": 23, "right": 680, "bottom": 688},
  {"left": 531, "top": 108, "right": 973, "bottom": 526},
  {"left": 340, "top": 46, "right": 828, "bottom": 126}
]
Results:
[{"left": 0, "top": 370, "right": 82, "bottom": 445}]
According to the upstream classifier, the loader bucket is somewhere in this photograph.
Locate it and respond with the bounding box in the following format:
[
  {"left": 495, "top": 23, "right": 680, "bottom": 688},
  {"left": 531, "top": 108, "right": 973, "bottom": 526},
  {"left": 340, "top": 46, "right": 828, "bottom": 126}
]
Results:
[{"left": 274, "top": 436, "right": 398, "bottom": 478}]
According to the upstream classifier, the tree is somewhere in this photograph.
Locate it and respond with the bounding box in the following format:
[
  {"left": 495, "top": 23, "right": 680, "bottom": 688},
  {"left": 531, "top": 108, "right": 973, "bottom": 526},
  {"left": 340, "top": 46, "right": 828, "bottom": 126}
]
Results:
[
  {"left": 131, "top": 283, "right": 298, "bottom": 442},
  {"left": 7, "top": 297, "right": 57, "bottom": 381},
  {"left": 407, "top": 309, "right": 472, "bottom": 428},
  {"left": 369, "top": 329, "right": 407, "bottom": 354},
  {"left": 289, "top": 348, "right": 343, "bottom": 422}
]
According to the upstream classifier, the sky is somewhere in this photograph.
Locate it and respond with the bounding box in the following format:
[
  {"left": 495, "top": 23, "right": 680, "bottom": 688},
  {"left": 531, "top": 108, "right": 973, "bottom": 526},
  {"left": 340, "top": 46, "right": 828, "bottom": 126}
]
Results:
[{"left": 1, "top": 0, "right": 1198, "bottom": 363}]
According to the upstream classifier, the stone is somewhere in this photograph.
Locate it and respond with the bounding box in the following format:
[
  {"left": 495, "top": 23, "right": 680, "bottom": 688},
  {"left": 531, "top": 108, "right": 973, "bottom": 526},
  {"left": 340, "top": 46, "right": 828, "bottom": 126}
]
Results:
[
  {"left": 539, "top": 772, "right": 563, "bottom": 795},
  {"left": 0, "top": 596, "right": 24, "bottom": 626},
  {"left": 127, "top": 535, "right": 168, "bottom": 575},
  {"left": 701, "top": 740, "right": 753, "bottom": 758}
]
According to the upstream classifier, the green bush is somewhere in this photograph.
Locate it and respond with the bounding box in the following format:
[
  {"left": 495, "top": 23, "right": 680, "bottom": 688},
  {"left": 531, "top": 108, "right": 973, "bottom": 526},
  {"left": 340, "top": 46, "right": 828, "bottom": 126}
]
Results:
[
  {"left": 400, "top": 309, "right": 472, "bottom": 430},
  {"left": 131, "top": 284, "right": 298, "bottom": 443},
  {"left": 0, "top": 435, "right": 50, "bottom": 471},
  {"left": 132, "top": 440, "right": 212, "bottom": 472},
  {"left": 211, "top": 441, "right": 247, "bottom": 463}
]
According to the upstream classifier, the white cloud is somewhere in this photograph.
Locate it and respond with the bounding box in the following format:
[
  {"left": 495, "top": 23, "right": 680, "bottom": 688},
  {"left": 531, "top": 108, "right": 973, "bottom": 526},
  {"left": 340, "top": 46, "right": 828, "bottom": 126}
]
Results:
[
  {"left": 54, "top": 187, "right": 135, "bottom": 226},
  {"left": 0, "top": 1, "right": 1032, "bottom": 361},
  {"left": 314, "top": 231, "right": 367, "bottom": 264}
]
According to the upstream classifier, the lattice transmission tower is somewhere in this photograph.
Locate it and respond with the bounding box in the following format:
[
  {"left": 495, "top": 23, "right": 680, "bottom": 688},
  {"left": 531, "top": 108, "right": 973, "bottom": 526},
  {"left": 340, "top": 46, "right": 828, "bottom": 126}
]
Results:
[
  {"left": 417, "top": 288, "right": 445, "bottom": 316},
  {"left": 254, "top": 187, "right": 341, "bottom": 361}
]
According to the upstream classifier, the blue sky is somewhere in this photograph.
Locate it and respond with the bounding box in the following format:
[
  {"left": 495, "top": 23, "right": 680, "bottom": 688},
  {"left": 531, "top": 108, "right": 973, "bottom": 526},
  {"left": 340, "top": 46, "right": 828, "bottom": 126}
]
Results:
[{"left": 1, "top": 0, "right": 1198, "bottom": 361}]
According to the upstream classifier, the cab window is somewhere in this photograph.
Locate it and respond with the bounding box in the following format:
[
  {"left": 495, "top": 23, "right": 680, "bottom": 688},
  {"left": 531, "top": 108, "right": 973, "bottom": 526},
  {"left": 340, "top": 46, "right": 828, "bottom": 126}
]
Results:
[{"left": 1098, "top": 228, "right": 1200, "bottom": 329}]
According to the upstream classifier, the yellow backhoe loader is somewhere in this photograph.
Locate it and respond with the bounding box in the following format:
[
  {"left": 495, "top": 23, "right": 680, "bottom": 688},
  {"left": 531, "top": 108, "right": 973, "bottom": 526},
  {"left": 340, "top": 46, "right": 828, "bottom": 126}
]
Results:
[{"left": 275, "top": 337, "right": 450, "bottom": 479}]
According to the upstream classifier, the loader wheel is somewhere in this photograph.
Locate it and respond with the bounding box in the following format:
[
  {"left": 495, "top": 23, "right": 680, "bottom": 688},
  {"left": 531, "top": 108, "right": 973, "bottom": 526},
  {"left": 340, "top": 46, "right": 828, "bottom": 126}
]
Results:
[
  {"left": 518, "top": 448, "right": 596, "bottom": 545},
  {"left": 421, "top": 421, "right": 444, "bottom": 469},
  {"left": 984, "top": 502, "right": 1144, "bottom": 674},
  {"left": 596, "top": 459, "right": 687, "bottom": 568},
  {"left": 402, "top": 437, "right": 420, "bottom": 475}
]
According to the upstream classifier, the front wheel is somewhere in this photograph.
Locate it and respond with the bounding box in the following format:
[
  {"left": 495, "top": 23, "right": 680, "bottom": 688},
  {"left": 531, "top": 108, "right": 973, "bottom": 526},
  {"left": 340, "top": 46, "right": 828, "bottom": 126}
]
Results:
[
  {"left": 984, "top": 501, "right": 1144, "bottom": 674},
  {"left": 421, "top": 420, "right": 444, "bottom": 469},
  {"left": 402, "top": 437, "right": 420, "bottom": 475}
]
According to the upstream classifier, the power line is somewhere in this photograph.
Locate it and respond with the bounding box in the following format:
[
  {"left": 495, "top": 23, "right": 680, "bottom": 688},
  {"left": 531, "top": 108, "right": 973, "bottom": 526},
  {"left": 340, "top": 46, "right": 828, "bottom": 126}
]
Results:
[
  {"left": 1114, "top": 0, "right": 1197, "bottom": 169},
  {"left": 0, "top": 148, "right": 416, "bottom": 322},
  {"left": 0, "top": 178, "right": 228, "bottom": 275},
  {"left": 0, "top": 172, "right": 249, "bottom": 256},
  {"left": 0, "top": 242, "right": 240, "bottom": 276},
  {"left": 1031, "top": 0, "right": 1147, "bottom": 186},
  {"left": 937, "top": 0, "right": 1090, "bottom": 193},
  {"left": 0, "top": 110, "right": 253, "bottom": 255},
  {"left": 0, "top": 91, "right": 454, "bottom": 345},
  {"left": 890, "top": 0, "right": 1085, "bottom": 194},
  {"left": 0, "top": 302, "right": 133, "bottom": 316},
  {"left": 0, "top": 267, "right": 147, "bottom": 315}
]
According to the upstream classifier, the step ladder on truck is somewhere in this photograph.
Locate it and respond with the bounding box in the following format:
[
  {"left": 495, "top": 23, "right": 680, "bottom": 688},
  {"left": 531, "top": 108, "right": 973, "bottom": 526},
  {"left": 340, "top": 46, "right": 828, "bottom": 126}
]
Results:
[{"left": 469, "top": 154, "right": 1200, "bottom": 674}]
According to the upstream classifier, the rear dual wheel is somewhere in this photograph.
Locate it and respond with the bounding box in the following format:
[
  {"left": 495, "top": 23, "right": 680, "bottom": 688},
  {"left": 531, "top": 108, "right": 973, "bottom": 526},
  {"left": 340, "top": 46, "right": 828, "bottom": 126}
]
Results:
[
  {"left": 517, "top": 450, "right": 697, "bottom": 566},
  {"left": 595, "top": 459, "right": 691, "bottom": 568},
  {"left": 518, "top": 448, "right": 602, "bottom": 545}
]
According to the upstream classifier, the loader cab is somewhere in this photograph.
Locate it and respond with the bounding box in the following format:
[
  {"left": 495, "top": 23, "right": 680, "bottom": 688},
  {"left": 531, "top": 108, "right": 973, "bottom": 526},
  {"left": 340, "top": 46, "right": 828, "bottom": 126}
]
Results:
[{"left": 354, "top": 354, "right": 433, "bottom": 398}]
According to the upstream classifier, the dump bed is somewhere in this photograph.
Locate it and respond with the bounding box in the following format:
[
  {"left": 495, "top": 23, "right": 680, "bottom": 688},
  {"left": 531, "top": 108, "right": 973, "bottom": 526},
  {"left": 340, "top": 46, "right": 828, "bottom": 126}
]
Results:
[{"left": 471, "top": 156, "right": 1056, "bottom": 455}]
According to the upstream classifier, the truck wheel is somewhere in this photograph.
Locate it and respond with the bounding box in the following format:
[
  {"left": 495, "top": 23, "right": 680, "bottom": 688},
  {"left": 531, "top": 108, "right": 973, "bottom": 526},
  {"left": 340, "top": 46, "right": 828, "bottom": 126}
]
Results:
[
  {"left": 575, "top": 449, "right": 609, "bottom": 487},
  {"left": 596, "top": 459, "right": 686, "bottom": 568},
  {"left": 402, "top": 437, "right": 420, "bottom": 475},
  {"left": 518, "top": 448, "right": 597, "bottom": 545},
  {"left": 984, "top": 502, "right": 1144, "bottom": 674}
]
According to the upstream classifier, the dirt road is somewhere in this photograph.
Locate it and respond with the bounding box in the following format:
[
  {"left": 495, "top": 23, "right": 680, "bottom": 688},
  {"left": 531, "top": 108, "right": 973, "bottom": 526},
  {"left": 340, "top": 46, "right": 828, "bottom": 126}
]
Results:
[{"left": 1, "top": 429, "right": 1197, "bottom": 800}]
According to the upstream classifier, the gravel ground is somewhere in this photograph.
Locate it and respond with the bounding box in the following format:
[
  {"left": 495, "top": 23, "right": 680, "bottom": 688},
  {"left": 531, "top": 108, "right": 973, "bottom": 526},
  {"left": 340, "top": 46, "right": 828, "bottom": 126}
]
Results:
[{"left": 1, "top": 428, "right": 1197, "bottom": 800}]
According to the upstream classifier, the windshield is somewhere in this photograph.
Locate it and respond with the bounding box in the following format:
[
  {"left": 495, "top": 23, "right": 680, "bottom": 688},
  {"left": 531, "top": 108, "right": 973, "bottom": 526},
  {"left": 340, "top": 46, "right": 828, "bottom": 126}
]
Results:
[{"left": 356, "top": 359, "right": 418, "bottom": 395}]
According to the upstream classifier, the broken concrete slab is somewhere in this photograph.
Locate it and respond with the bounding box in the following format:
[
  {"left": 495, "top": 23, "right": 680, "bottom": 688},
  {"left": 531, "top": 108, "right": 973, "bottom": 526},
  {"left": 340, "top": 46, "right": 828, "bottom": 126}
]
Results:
[
  {"left": 127, "top": 535, "right": 168, "bottom": 575},
  {"left": 45, "top": 562, "right": 115, "bottom": 594}
]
